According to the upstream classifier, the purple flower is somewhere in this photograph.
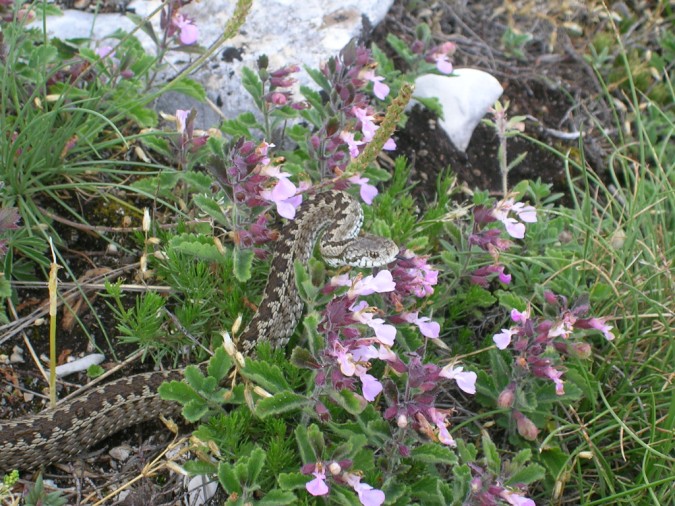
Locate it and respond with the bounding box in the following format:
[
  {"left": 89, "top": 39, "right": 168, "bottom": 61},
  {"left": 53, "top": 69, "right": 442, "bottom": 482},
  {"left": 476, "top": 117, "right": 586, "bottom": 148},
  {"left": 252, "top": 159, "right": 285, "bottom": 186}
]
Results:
[
  {"left": 389, "top": 251, "right": 439, "bottom": 299},
  {"left": 346, "top": 271, "right": 396, "bottom": 298},
  {"left": 95, "top": 46, "right": 115, "bottom": 59},
  {"left": 340, "top": 131, "right": 365, "bottom": 158},
  {"left": 344, "top": 473, "right": 385, "bottom": 506},
  {"left": 493, "top": 328, "right": 516, "bottom": 349},
  {"left": 426, "top": 42, "right": 456, "bottom": 74},
  {"left": 175, "top": 109, "right": 190, "bottom": 134},
  {"left": 492, "top": 198, "right": 537, "bottom": 239},
  {"left": 576, "top": 317, "right": 616, "bottom": 341},
  {"left": 426, "top": 408, "right": 456, "bottom": 447},
  {"left": 306, "top": 468, "right": 329, "bottom": 496},
  {"left": 352, "top": 106, "right": 378, "bottom": 141},
  {"left": 402, "top": 312, "right": 440, "bottom": 338},
  {"left": 439, "top": 365, "right": 477, "bottom": 394},
  {"left": 362, "top": 70, "right": 390, "bottom": 100},
  {"left": 351, "top": 302, "right": 397, "bottom": 345},
  {"left": 172, "top": 14, "right": 199, "bottom": 45},
  {"left": 359, "top": 373, "right": 383, "bottom": 401},
  {"left": 259, "top": 165, "right": 302, "bottom": 219},
  {"left": 500, "top": 489, "right": 536, "bottom": 506},
  {"left": 348, "top": 175, "right": 378, "bottom": 204}
]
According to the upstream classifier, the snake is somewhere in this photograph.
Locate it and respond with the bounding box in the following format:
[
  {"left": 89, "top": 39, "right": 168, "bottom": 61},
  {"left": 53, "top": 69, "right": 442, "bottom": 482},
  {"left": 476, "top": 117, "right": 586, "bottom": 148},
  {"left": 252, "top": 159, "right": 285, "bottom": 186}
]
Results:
[{"left": 0, "top": 190, "right": 399, "bottom": 471}]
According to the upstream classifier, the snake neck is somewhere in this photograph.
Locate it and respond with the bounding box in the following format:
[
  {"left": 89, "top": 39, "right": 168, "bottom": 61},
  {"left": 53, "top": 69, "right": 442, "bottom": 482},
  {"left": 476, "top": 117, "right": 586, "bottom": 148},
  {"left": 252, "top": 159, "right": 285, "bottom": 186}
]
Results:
[{"left": 237, "top": 191, "right": 356, "bottom": 354}]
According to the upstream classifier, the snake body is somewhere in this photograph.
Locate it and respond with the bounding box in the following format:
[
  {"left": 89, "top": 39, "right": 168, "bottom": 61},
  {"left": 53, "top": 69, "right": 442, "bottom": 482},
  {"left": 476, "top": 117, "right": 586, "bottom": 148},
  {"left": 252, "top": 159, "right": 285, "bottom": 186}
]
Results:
[{"left": 0, "top": 190, "right": 398, "bottom": 470}]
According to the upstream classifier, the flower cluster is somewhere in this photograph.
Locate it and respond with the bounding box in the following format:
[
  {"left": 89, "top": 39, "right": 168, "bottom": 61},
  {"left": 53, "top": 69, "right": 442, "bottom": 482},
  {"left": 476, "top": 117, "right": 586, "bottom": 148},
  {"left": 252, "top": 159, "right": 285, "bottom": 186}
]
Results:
[
  {"left": 161, "top": 0, "right": 199, "bottom": 46},
  {"left": 309, "top": 41, "right": 396, "bottom": 177},
  {"left": 468, "top": 198, "right": 537, "bottom": 288},
  {"left": 468, "top": 464, "right": 536, "bottom": 506},
  {"left": 303, "top": 461, "right": 385, "bottom": 506},
  {"left": 310, "top": 255, "right": 476, "bottom": 449},
  {"left": 409, "top": 32, "right": 456, "bottom": 75},
  {"left": 493, "top": 293, "right": 615, "bottom": 439}
]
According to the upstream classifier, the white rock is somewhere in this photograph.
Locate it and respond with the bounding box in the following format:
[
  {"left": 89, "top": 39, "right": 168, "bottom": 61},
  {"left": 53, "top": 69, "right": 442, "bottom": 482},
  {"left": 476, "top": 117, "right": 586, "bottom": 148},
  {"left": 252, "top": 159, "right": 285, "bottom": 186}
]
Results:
[
  {"left": 185, "top": 475, "right": 218, "bottom": 506},
  {"left": 29, "top": 0, "right": 394, "bottom": 127},
  {"left": 413, "top": 69, "right": 504, "bottom": 152},
  {"left": 109, "top": 444, "right": 132, "bottom": 462},
  {"left": 54, "top": 353, "right": 105, "bottom": 377},
  {"left": 10, "top": 345, "right": 24, "bottom": 363}
]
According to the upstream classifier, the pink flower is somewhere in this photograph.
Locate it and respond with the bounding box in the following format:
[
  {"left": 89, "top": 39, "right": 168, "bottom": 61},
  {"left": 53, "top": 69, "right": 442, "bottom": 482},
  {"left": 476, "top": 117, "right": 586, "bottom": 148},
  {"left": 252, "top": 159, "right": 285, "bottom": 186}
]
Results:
[
  {"left": 344, "top": 473, "right": 385, "bottom": 506},
  {"left": 175, "top": 109, "right": 190, "bottom": 134},
  {"left": 439, "top": 365, "right": 477, "bottom": 394},
  {"left": 493, "top": 198, "right": 537, "bottom": 239},
  {"left": 383, "top": 137, "right": 397, "bottom": 150},
  {"left": 306, "top": 469, "right": 329, "bottom": 496},
  {"left": 340, "top": 131, "right": 365, "bottom": 158},
  {"left": 172, "top": 14, "right": 199, "bottom": 45},
  {"left": 359, "top": 373, "right": 383, "bottom": 401},
  {"left": 95, "top": 46, "right": 115, "bottom": 59},
  {"left": 493, "top": 328, "right": 516, "bottom": 349},
  {"left": 585, "top": 317, "right": 616, "bottom": 341},
  {"left": 352, "top": 107, "right": 378, "bottom": 141},
  {"left": 402, "top": 312, "right": 440, "bottom": 338},
  {"left": 348, "top": 174, "right": 378, "bottom": 204},
  {"left": 351, "top": 301, "right": 396, "bottom": 345},
  {"left": 348, "top": 271, "right": 396, "bottom": 298},
  {"left": 513, "top": 410, "right": 539, "bottom": 440},
  {"left": 426, "top": 42, "right": 456, "bottom": 74},
  {"left": 427, "top": 408, "right": 456, "bottom": 447},
  {"left": 510, "top": 308, "right": 529, "bottom": 323},
  {"left": 362, "top": 70, "right": 390, "bottom": 100},
  {"left": 500, "top": 489, "right": 536, "bottom": 506},
  {"left": 259, "top": 166, "right": 302, "bottom": 219}
]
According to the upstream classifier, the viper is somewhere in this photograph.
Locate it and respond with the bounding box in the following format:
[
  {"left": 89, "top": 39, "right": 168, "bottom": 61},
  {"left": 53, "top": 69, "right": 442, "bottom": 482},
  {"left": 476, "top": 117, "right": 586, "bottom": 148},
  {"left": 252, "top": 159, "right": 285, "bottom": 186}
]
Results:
[{"left": 0, "top": 190, "right": 398, "bottom": 470}]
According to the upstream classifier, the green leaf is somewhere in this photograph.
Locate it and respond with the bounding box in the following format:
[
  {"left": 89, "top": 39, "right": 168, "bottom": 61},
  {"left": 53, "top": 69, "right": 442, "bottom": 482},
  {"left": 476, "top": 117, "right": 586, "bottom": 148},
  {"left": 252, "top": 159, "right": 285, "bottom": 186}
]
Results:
[
  {"left": 302, "top": 313, "right": 323, "bottom": 357},
  {"left": 241, "top": 66, "right": 264, "bottom": 107},
  {"left": 218, "top": 461, "right": 243, "bottom": 494},
  {"left": 329, "top": 389, "right": 368, "bottom": 415},
  {"left": 307, "top": 424, "right": 325, "bottom": 457},
  {"left": 482, "top": 432, "right": 501, "bottom": 475},
  {"left": 411, "top": 443, "right": 458, "bottom": 465},
  {"left": 255, "top": 391, "right": 310, "bottom": 418},
  {"left": 125, "top": 12, "right": 158, "bottom": 44},
  {"left": 294, "top": 425, "right": 315, "bottom": 463},
  {"left": 125, "top": 104, "right": 158, "bottom": 127},
  {"left": 221, "top": 112, "right": 260, "bottom": 137},
  {"left": 208, "top": 347, "right": 234, "bottom": 382},
  {"left": 241, "top": 360, "right": 290, "bottom": 393},
  {"left": 246, "top": 447, "right": 267, "bottom": 483},
  {"left": 506, "top": 463, "right": 546, "bottom": 486},
  {"left": 184, "top": 364, "right": 206, "bottom": 390},
  {"left": 183, "top": 399, "right": 209, "bottom": 422},
  {"left": 410, "top": 476, "right": 446, "bottom": 504},
  {"left": 257, "top": 490, "right": 297, "bottom": 505},
  {"left": 496, "top": 290, "right": 528, "bottom": 312},
  {"left": 278, "top": 472, "right": 311, "bottom": 491},
  {"left": 164, "top": 77, "right": 206, "bottom": 101},
  {"left": 158, "top": 380, "right": 201, "bottom": 404},
  {"left": 233, "top": 247, "right": 254, "bottom": 282},
  {"left": 169, "top": 233, "right": 226, "bottom": 263},
  {"left": 193, "top": 194, "right": 229, "bottom": 226},
  {"left": 304, "top": 66, "right": 331, "bottom": 91},
  {"left": 184, "top": 460, "right": 218, "bottom": 475}
]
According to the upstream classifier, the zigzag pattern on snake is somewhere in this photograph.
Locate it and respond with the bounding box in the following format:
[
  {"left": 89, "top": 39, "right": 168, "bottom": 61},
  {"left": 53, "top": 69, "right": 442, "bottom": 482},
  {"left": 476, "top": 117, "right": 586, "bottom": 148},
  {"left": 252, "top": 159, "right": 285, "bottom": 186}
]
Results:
[{"left": 0, "top": 190, "right": 398, "bottom": 471}]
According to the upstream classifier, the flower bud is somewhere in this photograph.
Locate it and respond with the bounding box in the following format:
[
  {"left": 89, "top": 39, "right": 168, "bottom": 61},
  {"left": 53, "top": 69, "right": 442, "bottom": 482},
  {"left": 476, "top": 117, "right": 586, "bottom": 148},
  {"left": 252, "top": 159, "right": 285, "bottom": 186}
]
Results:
[
  {"left": 328, "top": 462, "right": 341, "bottom": 475},
  {"left": 397, "top": 414, "right": 408, "bottom": 428},
  {"left": 513, "top": 411, "right": 539, "bottom": 440},
  {"left": 497, "top": 383, "right": 516, "bottom": 408}
]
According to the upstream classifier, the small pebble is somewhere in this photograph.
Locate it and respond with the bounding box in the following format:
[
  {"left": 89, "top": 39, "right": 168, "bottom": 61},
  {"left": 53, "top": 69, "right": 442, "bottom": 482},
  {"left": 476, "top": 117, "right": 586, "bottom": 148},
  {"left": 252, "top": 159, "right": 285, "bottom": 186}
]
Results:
[{"left": 109, "top": 445, "right": 132, "bottom": 462}]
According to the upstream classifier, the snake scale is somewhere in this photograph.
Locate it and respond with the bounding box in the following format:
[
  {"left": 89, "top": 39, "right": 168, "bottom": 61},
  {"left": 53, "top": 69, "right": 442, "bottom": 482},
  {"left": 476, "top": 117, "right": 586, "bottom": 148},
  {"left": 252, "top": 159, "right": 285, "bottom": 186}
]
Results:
[{"left": 0, "top": 190, "right": 398, "bottom": 471}]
